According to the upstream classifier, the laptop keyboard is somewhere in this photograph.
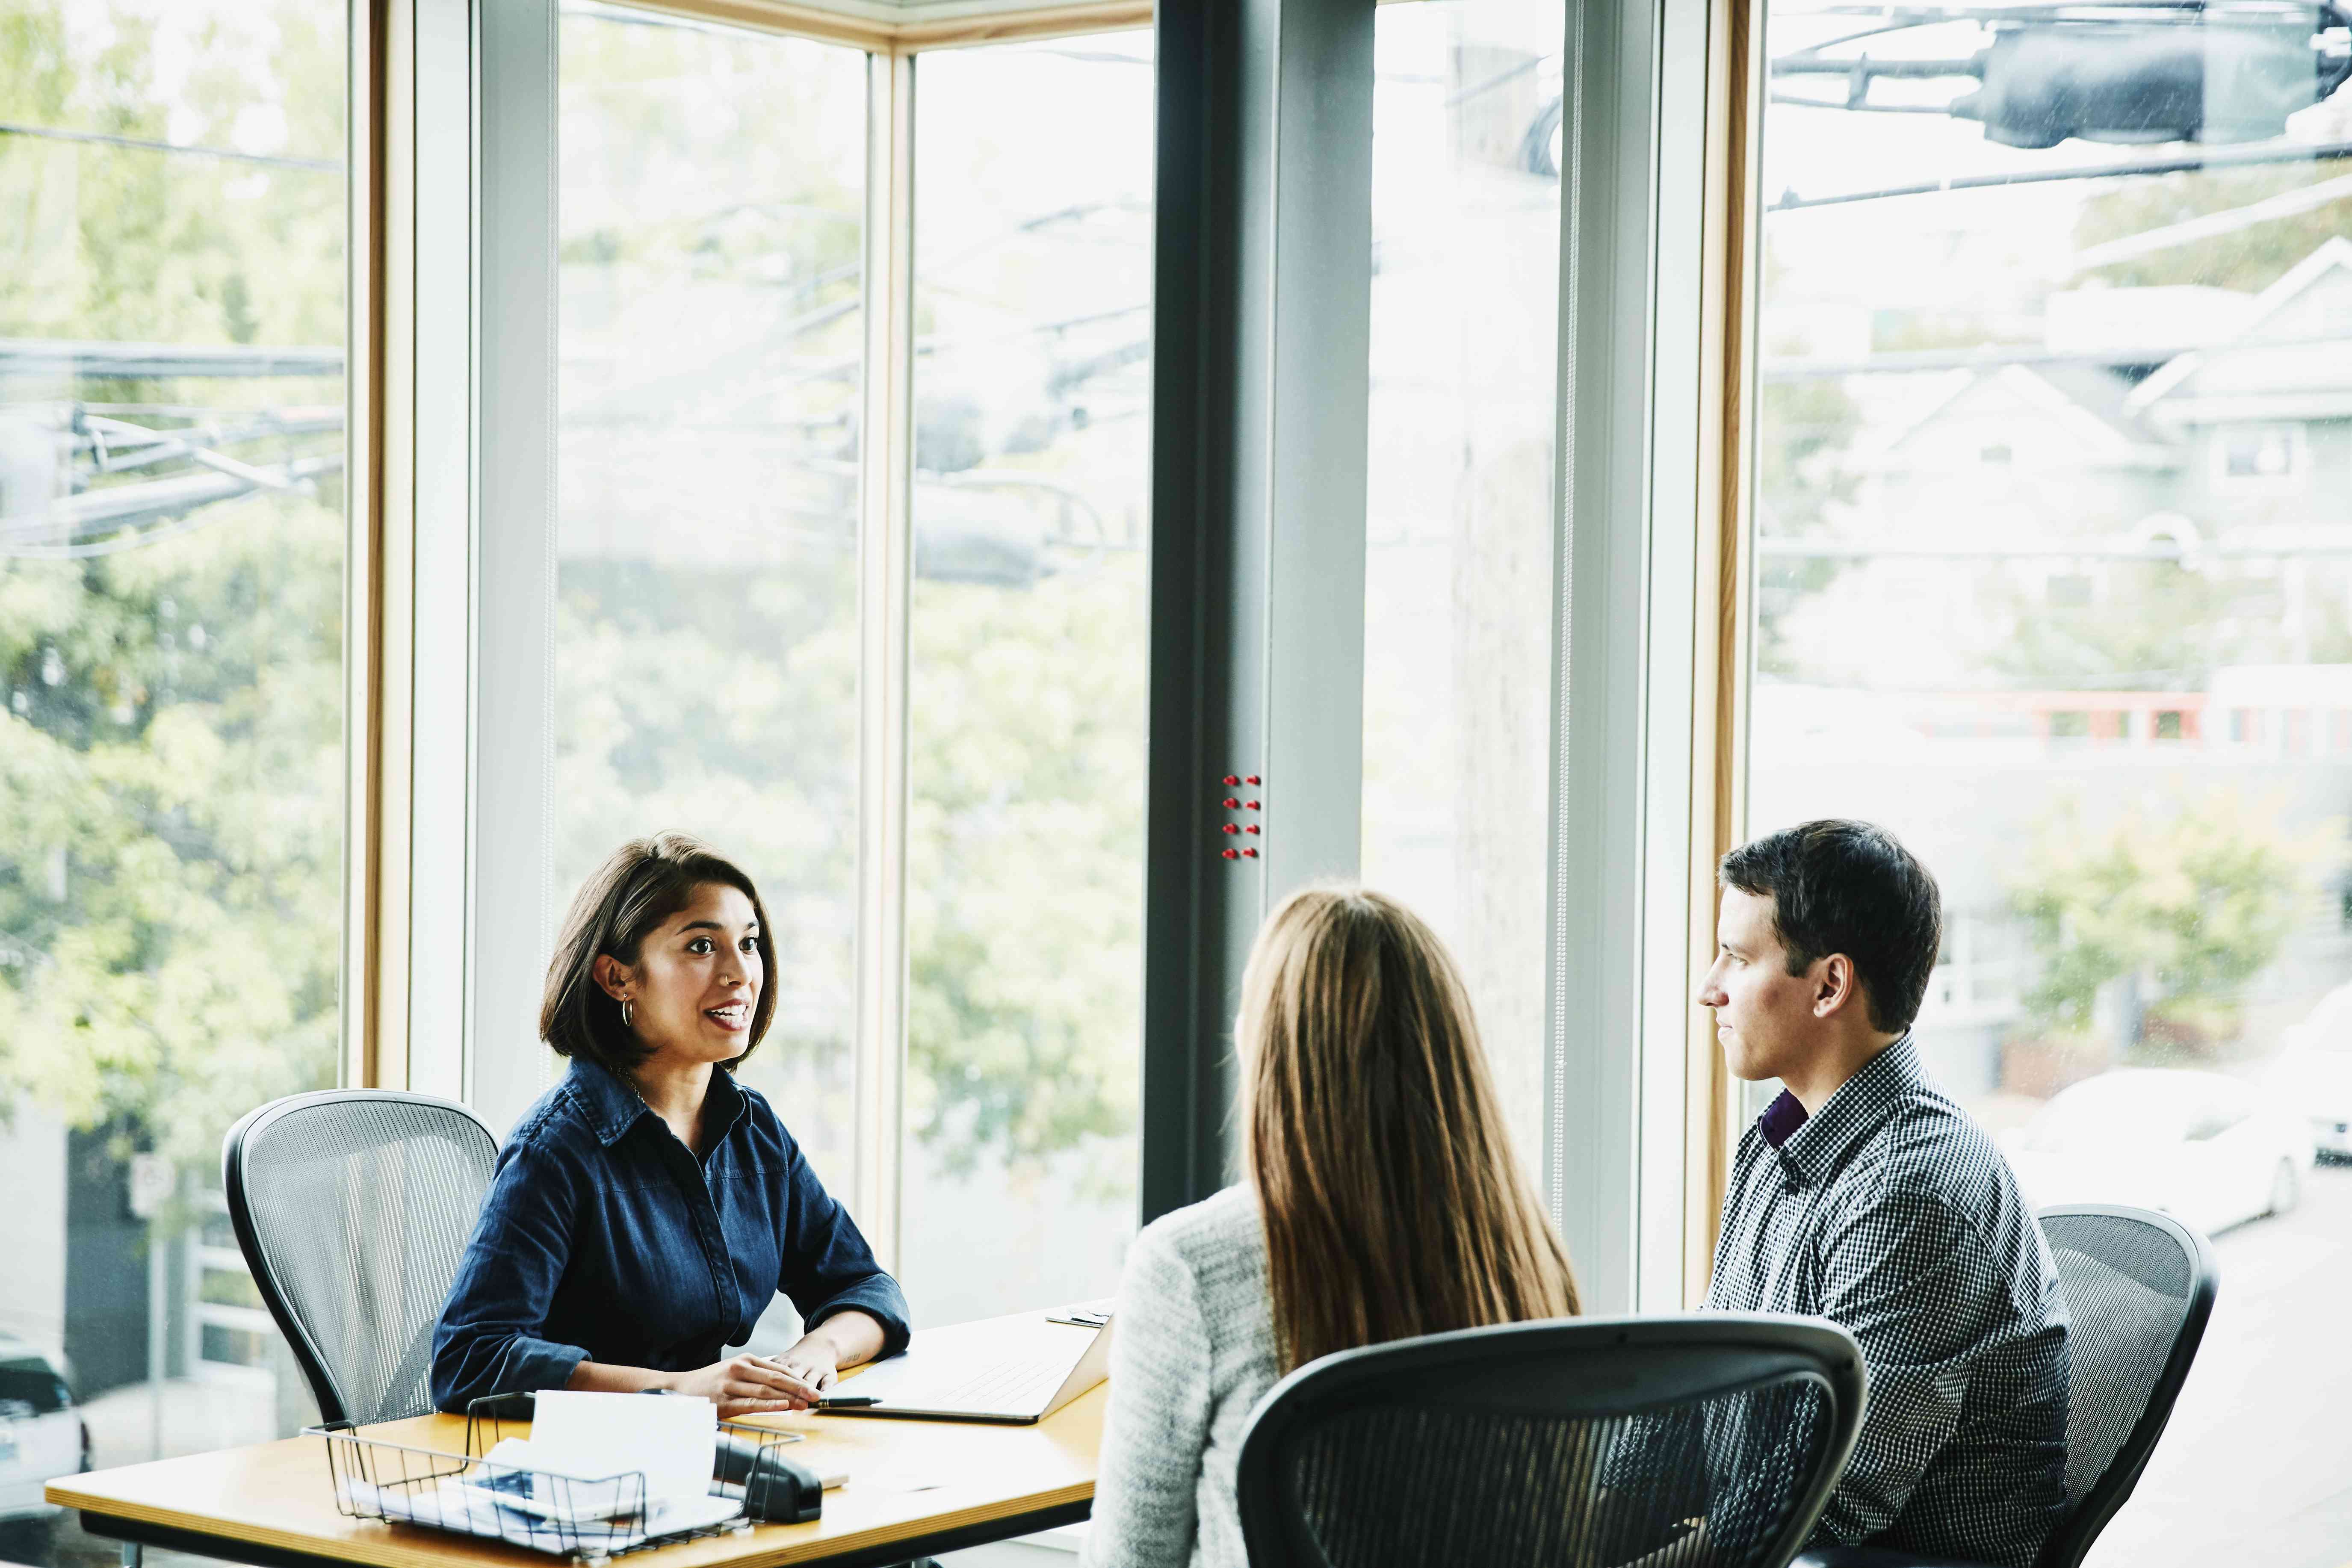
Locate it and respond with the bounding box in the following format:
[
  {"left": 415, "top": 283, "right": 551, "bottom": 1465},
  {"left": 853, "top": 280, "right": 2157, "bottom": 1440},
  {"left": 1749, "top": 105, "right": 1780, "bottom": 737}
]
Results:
[{"left": 924, "top": 1356, "right": 1066, "bottom": 1411}]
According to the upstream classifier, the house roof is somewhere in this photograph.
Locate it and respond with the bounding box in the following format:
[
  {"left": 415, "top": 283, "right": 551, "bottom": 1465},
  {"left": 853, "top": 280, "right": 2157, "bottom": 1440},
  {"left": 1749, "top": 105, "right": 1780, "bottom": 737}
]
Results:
[
  {"left": 1873, "top": 360, "right": 2178, "bottom": 470},
  {"left": 2128, "top": 236, "right": 2352, "bottom": 421}
]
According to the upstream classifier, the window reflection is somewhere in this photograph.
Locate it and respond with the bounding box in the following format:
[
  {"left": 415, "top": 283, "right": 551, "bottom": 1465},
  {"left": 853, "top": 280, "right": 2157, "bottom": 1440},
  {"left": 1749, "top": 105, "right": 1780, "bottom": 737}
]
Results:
[
  {"left": 1360, "top": 0, "right": 1564, "bottom": 1177},
  {"left": 552, "top": 6, "right": 868, "bottom": 1200}
]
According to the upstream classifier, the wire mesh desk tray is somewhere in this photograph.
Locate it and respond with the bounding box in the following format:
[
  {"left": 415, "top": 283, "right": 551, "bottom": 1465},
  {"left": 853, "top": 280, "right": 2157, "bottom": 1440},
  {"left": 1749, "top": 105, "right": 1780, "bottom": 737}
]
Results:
[{"left": 313, "top": 1397, "right": 807, "bottom": 1565}]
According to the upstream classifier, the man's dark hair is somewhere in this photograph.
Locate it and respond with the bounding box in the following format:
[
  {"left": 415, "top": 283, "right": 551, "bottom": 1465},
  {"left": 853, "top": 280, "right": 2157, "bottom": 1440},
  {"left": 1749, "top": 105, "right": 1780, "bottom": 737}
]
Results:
[
  {"left": 540, "top": 833, "right": 778, "bottom": 1072},
  {"left": 1718, "top": 819, "right": 1942, "bottom": 1034}
]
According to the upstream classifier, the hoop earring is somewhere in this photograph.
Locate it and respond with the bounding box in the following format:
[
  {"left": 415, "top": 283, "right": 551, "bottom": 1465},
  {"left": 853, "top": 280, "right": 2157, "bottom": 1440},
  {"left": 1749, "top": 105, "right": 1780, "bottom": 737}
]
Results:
[{"left": 621, "top": 998, "right": 633, "bottom": 1030}]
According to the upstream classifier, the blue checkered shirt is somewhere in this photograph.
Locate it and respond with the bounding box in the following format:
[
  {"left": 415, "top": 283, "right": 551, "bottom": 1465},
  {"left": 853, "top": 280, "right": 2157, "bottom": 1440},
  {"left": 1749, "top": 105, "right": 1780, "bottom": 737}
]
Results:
[{"left": 1710, "top": 1036, "right": 2070, "bottom": 1568}]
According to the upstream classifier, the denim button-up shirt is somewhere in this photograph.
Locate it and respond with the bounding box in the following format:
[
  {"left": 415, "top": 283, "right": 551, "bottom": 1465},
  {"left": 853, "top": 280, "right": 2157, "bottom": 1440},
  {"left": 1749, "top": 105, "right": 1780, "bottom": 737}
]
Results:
[{"left": 431, "top": 1058, "right": 910, "bottom": 1412}]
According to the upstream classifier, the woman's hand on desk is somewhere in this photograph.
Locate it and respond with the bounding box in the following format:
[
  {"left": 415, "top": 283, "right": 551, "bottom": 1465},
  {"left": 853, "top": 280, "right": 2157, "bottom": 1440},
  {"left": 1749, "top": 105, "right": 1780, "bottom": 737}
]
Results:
[
  {"left": 562, "top": 1310, "right": 884, "bottom": 1415},
  {"left": 762, "top": 1349, "right": 838, "bottom": 1395},
  {"left": 664, "top": 1354, "right": 826, "bottom": 1415}
]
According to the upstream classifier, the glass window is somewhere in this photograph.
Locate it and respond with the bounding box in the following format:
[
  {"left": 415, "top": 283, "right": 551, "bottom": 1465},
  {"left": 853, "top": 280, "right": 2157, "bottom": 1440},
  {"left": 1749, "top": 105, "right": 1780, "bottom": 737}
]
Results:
[
  {"left": 2213, "top": 423, "right": 2306, "bottom": 488},
  {"left": 551, "top": 5, "right": 868, "bottom": 1215},
  {"left": 0, "top": 0, "right": 347, "bottom": 1553},
  {"left": 1748, "top": 3, "right": 2352, "bottom": 1558},
  {"left": 1360, "top": 0, "right": 1564, "bottom": 1174},
  {"left": 901, "top": 32, "right": 1155, "bottom": 1326}
]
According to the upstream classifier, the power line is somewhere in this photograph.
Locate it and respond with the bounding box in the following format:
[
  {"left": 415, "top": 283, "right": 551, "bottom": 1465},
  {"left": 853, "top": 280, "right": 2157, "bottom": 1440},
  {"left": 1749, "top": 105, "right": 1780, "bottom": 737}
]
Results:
[
  {"left": 1770, "top": 137, "right": 2352, "bottom": 210},
  {"left": 1764, "top": 346, "right": 2186, "bottom": 378},
  {"left": 0, "top": 340, "right": 343, "bottom": 379},
  {"left": 0, "top": 454, "right": 344, "bottom": 560},
  {"left": 1757, "top": 537, "right": 2352, "bottom": 558},
  {"left": 0, "top": 120, "right": 339, "bottom": 174},
  {"left": 2071, "top": 169, "right": 2352, "bottom": 266}
]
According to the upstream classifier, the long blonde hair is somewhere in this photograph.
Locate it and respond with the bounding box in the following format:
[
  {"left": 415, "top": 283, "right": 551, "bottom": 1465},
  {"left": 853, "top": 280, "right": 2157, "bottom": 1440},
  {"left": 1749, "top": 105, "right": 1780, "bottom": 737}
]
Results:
[{"left": 1241, "top": 885, "right": 1579, "bottom": 1372}]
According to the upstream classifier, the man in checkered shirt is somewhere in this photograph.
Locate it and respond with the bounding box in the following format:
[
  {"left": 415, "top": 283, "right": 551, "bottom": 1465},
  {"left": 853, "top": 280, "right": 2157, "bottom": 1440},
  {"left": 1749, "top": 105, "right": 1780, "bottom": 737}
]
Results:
[{"left": 1700, "top": 820, "right": 2069, "bottom": 1567}]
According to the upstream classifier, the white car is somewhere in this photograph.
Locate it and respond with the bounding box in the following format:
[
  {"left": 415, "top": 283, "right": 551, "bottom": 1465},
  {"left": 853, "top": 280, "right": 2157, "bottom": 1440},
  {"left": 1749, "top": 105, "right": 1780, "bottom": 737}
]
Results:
[
  {"left": 0, "top": 1338, "right": 88, "bottom": 1524},
  {"left": 2262, "top": 981, "right": 2352, "bottom": 1160},
  {"left": 2001, "top": 1069, "right": 2317, "bottom": 1237}
]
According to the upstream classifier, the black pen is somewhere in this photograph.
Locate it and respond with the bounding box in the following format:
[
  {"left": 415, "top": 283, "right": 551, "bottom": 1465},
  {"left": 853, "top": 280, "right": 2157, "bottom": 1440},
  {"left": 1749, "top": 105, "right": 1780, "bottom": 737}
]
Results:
[{"left": 818, "top": 1396, "right": 879, "bottom": 1409}]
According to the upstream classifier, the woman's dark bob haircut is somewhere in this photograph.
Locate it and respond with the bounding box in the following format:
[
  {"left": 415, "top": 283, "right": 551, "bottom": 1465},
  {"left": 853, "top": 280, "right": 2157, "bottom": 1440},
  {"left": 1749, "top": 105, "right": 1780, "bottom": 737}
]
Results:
[{"left": 540, "top": 833, "right": 778, "bottom": 1073}]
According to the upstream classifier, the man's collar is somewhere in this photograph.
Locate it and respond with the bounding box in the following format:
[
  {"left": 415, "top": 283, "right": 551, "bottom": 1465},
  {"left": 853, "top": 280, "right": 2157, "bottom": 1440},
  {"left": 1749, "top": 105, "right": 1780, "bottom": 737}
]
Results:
[
  {"left": 1758, "top": 1089, "right": 1809, "bottom": 1148},
  {"left": 565, "top": 1056, "right": 749, "bottom": 1147},
  {"left": 1773, "top": 1034, "right": 1925, "bottom": 1179}
]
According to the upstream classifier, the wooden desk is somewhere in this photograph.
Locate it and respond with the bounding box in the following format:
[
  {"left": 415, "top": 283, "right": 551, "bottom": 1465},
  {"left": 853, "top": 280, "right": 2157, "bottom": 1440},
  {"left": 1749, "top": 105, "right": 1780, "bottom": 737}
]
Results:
[{"left": 48, "top": 1355, "right": 1102, "bottom": 1568}]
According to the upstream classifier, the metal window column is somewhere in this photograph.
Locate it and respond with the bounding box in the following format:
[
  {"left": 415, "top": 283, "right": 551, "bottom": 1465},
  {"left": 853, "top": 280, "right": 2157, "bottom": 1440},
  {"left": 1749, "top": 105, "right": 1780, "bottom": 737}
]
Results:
[
  {"left": 356, "top": 0, "right": 488, "bottom": 1106},
  {"left": 854, "top": 48, "right": 917, "bottom": 1270},
  {"left": 1546, "top": 0, "right": 1735, "bottom": 1314},
  {"left": 469, "top": 0, "right": 559, "bottom": 1131},
  {"left": 1142, "top": 0, "right": 1375, "bottom": 1221}
]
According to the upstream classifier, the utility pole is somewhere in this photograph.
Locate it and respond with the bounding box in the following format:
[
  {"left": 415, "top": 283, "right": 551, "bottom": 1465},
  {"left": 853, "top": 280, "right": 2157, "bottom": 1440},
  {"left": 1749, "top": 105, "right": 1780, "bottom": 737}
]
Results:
[{"left": 127, "top": 1154, "right": 173, "bottom": 1462}]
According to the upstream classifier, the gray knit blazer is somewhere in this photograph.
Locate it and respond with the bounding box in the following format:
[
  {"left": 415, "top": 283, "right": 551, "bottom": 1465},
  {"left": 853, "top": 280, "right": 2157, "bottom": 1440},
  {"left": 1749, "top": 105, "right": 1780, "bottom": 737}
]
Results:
[{"left": 1080, "top": 1184, "right": 1277, "bottom": 1568}]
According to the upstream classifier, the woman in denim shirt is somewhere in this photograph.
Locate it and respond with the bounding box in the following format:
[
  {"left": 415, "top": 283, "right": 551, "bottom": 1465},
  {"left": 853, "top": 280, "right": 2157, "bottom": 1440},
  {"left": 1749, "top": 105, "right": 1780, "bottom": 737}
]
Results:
[{"left": 432, "top": 833, "right": 908, "bottom": 1416}]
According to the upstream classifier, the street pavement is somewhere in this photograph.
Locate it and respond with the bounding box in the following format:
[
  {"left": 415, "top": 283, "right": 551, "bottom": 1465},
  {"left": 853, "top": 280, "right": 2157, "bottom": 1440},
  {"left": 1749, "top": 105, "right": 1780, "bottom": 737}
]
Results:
[{"left": 2085, "top": 1160, "right": 2352, "bottom": 1568}]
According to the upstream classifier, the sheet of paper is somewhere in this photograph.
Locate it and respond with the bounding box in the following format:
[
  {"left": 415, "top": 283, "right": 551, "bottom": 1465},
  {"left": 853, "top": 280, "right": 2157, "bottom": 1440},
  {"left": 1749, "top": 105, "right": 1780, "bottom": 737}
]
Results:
[
  {"left": 350, "top": 1478, "right": 741, "bottom": 1556},
  {"left": 468, "top": 1438, "right": 640, "bottom": 1524},
  {"left": 529, "top": 1390, "right": 717, "bottom": 1512},
  {"left": 643, "top": 1493, "right": 745, "bottom": 1533}
]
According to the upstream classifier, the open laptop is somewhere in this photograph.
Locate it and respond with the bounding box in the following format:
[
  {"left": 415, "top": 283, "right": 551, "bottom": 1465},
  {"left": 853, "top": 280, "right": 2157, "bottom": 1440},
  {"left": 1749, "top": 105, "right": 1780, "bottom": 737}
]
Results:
[{"left": 816, "top": 1313, "right": 1112, "bottom": 1425}]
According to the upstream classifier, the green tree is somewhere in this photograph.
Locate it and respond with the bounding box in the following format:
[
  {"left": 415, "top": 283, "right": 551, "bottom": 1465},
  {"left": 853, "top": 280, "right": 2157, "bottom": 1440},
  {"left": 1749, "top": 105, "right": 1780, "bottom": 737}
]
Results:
[
  {"left": 3, "top": 2, "right": 1148, "bottom": 1224},
  {"left": 2008, "top": 789, "right": 2341, "bottom": 1054},
  {"left": 1753, "top": 240, "right": 1866, "bottom": 681},
  {"left": 0, "top": 0, "right": 347, "bottom": 1187},
  {"left": 1982, "top": 559, "right": 2227, "bottom": 689},
  {"left": 2075, "top": 165, "right": 2352, "bottom": 295},
  {"left": 905, "top": 561, "right": 1145, "bottom": 1179},
  {"left": 1752, "top": 373, "right": 1864, "bottom": 681},
  {"left": 545, "top": 15, "right": 1147, "bottom": 1190}
]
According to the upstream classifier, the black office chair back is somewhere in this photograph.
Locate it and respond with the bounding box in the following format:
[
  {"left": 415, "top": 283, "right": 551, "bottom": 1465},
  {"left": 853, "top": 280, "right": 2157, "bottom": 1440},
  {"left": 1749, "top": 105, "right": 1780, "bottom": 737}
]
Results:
[
  {"left": 2033, "top": 1205, "right": 2217, "bottom": 1568},
  {"left": 1237, "top": 1314, "right": 1866, "bottom": 1568},
  {"left": 224, "top": 1090, "right": 499, "bottom": 1426}
]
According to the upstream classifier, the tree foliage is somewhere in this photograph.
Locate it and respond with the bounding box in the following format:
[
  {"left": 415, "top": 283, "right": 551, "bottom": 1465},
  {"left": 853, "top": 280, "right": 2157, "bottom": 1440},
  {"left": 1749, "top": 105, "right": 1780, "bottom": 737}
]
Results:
[
  {"left": 2008, "top": 790, "right": 2340, "bottom": 1048},
  {"left": 2, "top": 3, "right": 1146, "bottom": 1211},
  {"left": 546, "top": 17, "right": 1148, "bottom": 1190},
  {"left": 1754, "top": 243, "right": 1866, "bottom": 680},
  {"left": 2076, "top": 165, "right": 2352, "bottom": 295},
  {"left": 906, "top": 563, "right": 1144, "bottom": 1176},
  {"left": 0, "top": 2, "right": 348, "bottom": 1190}
]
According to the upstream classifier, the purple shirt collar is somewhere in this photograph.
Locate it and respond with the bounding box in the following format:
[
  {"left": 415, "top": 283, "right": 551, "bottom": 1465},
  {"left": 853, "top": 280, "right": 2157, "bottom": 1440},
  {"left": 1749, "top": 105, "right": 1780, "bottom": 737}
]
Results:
[{"left": 1758, "top": 1088, "right": 1809, "bottom": 1148}]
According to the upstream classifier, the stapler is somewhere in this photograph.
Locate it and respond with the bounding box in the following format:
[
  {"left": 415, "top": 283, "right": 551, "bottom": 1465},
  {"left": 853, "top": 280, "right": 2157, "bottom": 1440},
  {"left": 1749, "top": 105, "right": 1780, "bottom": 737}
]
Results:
[
  {"left": 607, "top": 1386, "right": 823, "bottom": 1524},
  {"left": 716, "top": 1431, "right": 823, "bottom": 1524}
]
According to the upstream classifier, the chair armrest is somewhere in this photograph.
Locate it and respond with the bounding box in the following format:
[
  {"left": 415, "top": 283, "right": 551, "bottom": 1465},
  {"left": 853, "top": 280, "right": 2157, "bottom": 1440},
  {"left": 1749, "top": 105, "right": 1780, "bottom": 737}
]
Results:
[{"left": 1792, "top": 1549, "right": 1997, "bottom": 1568}]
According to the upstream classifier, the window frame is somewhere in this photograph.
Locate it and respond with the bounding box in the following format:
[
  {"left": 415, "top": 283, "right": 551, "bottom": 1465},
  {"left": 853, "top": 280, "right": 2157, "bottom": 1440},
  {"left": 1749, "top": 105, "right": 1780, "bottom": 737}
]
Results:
[
  {"left": 352, "top": 0, "right": 1762, "bottom": 1310},
  {"left": 1539, "top": 0, "right": 1761, "bottom": 1312},
  {"left": 350, "top": 0, "right": 493, "bottom": 1104},
  {"left": 1683, "top": 0, "right": 1761, "bottom": 1305},
  {"left": 2210, "top": 420, "right": 2311, "bottom": 494},
  {"left": 358, "top": 0, "right": 1170, "bottom": 1277},
  {"left": 1139, "top": 0, "right": 1755, "bottom": 1314}
]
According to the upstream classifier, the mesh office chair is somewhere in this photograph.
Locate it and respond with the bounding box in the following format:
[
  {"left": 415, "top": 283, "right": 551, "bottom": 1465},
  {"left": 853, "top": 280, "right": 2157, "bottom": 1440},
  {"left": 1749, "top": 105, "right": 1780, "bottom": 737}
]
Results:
[
  {"left": 1236, "top": 1315, "right": 1867, "bottom": 1568},
  {"left": 1795, "top": 1203, "right": 2219, "bottom": 1568},
  {"left": 223, "top": 1090, "right": 499, "bottom": 1426},
  {"left": 2032, "top": 1205, "right": 2218, "bottom": 1568}
]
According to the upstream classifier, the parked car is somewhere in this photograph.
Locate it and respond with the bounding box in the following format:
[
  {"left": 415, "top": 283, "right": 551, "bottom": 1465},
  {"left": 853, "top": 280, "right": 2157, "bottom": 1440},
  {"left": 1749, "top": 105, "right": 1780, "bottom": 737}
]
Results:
[
  {"left": 2002, "top": 1069, "right": 2316, "bottom": 1237},
  {"left": 2263, "top": 980, "right": 2352, "bottom": 1160},
  {"left": 0, "top": 1338, "right": 89, "bottom": 1524}
]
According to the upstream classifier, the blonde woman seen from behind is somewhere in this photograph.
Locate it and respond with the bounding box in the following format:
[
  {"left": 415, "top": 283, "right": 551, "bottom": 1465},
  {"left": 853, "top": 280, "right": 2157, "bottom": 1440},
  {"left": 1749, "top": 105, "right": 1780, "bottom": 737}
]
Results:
[{"left": 1080, "top": 886, "right": 1578, "bottom": 1568}]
